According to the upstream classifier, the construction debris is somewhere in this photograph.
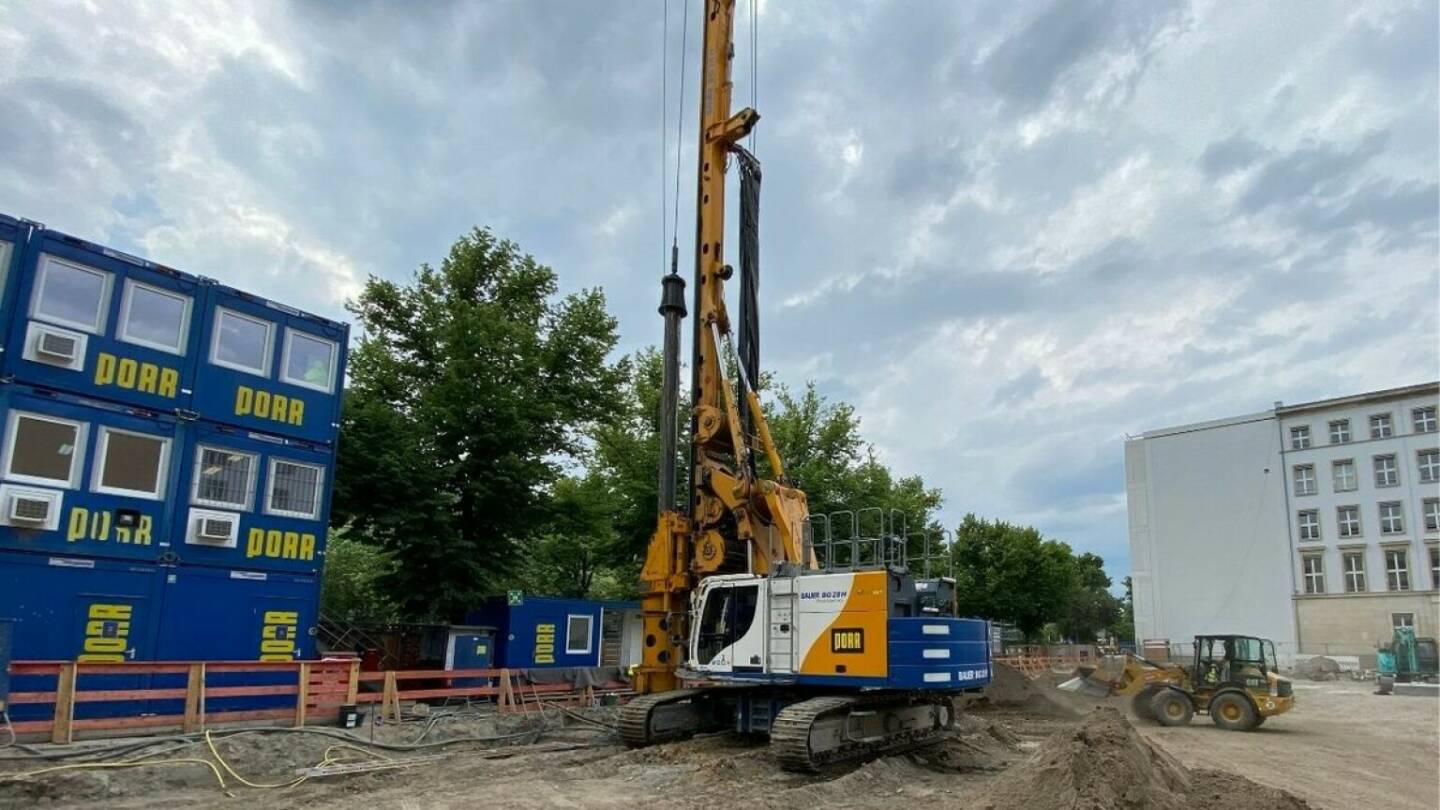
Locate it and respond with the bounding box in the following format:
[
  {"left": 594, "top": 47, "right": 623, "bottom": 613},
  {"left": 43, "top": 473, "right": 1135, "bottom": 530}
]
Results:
[{"left": 1293, "top": 656, "right": 1343, "bottom": 682}]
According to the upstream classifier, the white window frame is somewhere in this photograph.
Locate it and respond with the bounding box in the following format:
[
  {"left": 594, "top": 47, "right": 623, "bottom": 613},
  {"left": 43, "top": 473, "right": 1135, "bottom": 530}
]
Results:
[
  {"left": 1290, "top": 425, "right": 1311, "bottom": 450},
  {"left": 190, "top": 444, "right": 259, "bottom": 511},
  {"left": 1379, "top": 501, "right": 1404, "bottom": 535},
  {"left": 1414, "top": 406, "right": 1438, "bottom": 434},
  {"left": 1332, "top": 459, "right": 1357, "bottom": 492},
  {"left": 1329, "top": 419, "right": 1350, "bottom": 444},
  {"left": 279, "top": 328, "right": 338, "bottom": 394},
  {"left": 1292, "top": 464, "right": 1316, "bottom": 496},
  {"left": 1425, "top": 498, "right": 1440, "bottom": 532},
  {"left": 1417, "top": 449, "right": 1439, "bottom": 484},
  {"left": 565, "top": 613, "right": 594, "bottom": 656},
  {"left": 1342, "top": 552, "right": 1366, "bottom": 593},
  {"left": 1302, "top": 555, "right": 1325, "bottom": 594},
  {"left": 210, "top": 307, "right": 275, "bottom": 377},
  {"left": 1, "top": 410, "right": 88, "bottom": 489},
  {"left": 30, "top": 255, "right": 114, "bottom": 335},
  {"left": 1385, "top": 549, "right": 1410, "bottom": 591},
  {"left": 117, "top": 279, "right": 192, "bottom": 355},
  {"left": 1391, "top": 612, "right": 1415, "bottom": 630},
  {"left": 264, "top": 457, "right": 324, "bottom": 520},
  {"left": 1297, "top": 510, "right": 1320, "bottom": 541},
  {"left": 1370, "top": 413, "right": 1393, "bottom": 440},
  {"left": 1374, "top": 455, "right": 1399, "bottom": 488},
  {"left": 1337, "top": 505, "right": 1362, "bottom": 538},
  {"left": 90, "top": 426, "right": 171, "bottom": 501},
  {"left": 1430, "top": 546, "right": 1440, "bottom": 590}
]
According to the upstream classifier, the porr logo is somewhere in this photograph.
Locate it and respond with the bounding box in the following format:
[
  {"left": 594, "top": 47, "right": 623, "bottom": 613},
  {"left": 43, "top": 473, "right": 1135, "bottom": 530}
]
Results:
[
  {"left": 235, "top": 386, "right": 305, "bottom": 426},
  {"left": 67, "top": 507, "right": 152, "bottom": 545},
  {"left": 78, "top": 603, "right": 133, "bottom": 662},
  {"left": 93, "top": 352, "right": 179, "bottom": 398},
  {"left": 245, "top": 528, "right": 317, "bottom": 561},
  {"left": 259, "top": 610, "right": 299, "bottom": 661}
]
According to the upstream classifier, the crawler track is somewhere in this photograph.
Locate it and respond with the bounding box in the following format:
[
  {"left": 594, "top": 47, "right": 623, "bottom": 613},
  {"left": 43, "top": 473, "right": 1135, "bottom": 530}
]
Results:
[
  {"left": 617, "top": 689, "right": 708, "bottom": 748},
  {"left": 770, "top": 693, "right": 953, "bottom": 772}
]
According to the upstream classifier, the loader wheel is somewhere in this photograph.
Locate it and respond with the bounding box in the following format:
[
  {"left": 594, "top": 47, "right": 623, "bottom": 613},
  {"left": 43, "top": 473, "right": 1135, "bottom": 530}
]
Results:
[
  {"left": 1131, "top": 685, "right": 1163, "bottom": 722},
  {"left": 1252, "top": 714, "right": 1266, "bottom": 727},
  {"left": 1209, "top": 692, "right": 1257, "bottom": 731},
  {"left": 1150, "top": 690, "right": 1193, "bottom": 727}
]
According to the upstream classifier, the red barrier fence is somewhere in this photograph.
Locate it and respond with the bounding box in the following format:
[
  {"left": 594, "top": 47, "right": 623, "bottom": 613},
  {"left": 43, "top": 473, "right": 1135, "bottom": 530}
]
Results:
[{"left": 4, "top": 660, "right": 633, "bottom": 744}]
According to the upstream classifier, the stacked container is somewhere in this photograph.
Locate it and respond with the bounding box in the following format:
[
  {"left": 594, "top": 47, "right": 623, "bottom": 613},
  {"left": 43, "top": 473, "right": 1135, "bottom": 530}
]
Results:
[{"left": 0, "top": 215, "right": 347, "bottom": 683}]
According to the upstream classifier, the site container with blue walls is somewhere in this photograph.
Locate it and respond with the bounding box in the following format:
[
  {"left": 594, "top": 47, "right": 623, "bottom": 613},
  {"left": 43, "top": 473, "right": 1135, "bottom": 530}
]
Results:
[
  {"left": 0, "top": 213, "right": 36, "bottom": 357},
  {"left": 190, "top": 281, "right": 348, "bottom": 445},
  {"left": 0, "top": 384, "right": 184, "bottom": 563},
  {"left": 3, "top": 224, "right": 205, "bottom": 414},
  {"left": 466, "top": 596, "right": 642, "bottom": 670},
  {"left": 167, "top": 420, "right": 334, "bottom": 574}
]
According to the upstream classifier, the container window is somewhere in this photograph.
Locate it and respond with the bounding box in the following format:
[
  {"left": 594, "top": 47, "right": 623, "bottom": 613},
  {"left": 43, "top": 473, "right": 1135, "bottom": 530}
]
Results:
[
  {"left": 566, "top": 615, "right": 593, "bottom": 656},
  {"left": 281, "top": 330, "right": 337, "bottom": 393},
  {"left": 211, "top": 308, "right": 274, "bottom": 376},
  {"left": 118, "top": 281, "right": 191, "bottom": 354},
  {"left": 32, "top": 256, "right": 112, "bottom": 334},
  {"left": 266, "top": 458, "right": 323, "bottom": 519},
  {"left": 193, "top": 445, "right": 258, "bottom": 510},
  {"left": 92, "top": 427, "right": 170, "bottom": 499},
  {"left": 3, "top": 411, "right": 85, "bottom": 487}
]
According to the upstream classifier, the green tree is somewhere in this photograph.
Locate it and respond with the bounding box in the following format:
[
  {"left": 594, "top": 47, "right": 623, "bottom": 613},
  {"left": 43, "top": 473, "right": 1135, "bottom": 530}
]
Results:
[
  {"left": 1107, "top": 575, "right": 1135, "bottom": 642},
  {"left": 320, "top": 531, "right": 401, "bottom": 625},
  {"left": 333, "top": 227, "right": 623, "bottom": 620},
  {"left": 951, "top": 513, "right": 1077, "bottom": 637},
  {"left": 517, "top": 474, "right": 622, "bottom": 599}
]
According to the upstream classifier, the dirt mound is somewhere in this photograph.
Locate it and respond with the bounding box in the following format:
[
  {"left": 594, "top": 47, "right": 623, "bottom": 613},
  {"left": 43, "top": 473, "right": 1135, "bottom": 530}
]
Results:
[
  {"left": 978, "top": 664, "right": 1081, "bottom": 717},
  {"left": 1293, "top": 656, "right": 1342, "bottom": 682},
  {"left": 970, "top": 708, "right": 1313, "bottom": 810}
]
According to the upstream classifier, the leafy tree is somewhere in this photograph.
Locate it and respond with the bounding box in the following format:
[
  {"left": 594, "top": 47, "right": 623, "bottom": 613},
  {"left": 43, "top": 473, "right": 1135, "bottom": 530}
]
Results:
[
  {"left": 1107, "top": 575, "right": 1136, "bottom": 642},
  {"left": 333, "top": 227, "right": 623, "bottom": 620},
  {"left": 517, "top": 474, "right": 622, "bottom": 599},
  {"left": 951, "top": 514, "right": 1078, "bottom": 637},
  {"left": 320, "top": 530, "right": 401, "bottom": 625}
]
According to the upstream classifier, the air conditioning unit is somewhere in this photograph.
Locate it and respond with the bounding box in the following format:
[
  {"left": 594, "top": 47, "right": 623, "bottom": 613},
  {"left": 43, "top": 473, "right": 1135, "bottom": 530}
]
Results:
[
  {"left": 37, "top": 330, "right": 80, "bottom": 363},
  {"left": 9, "top": 494, "right": 53, "bottom": 525},
  {"left": 197, "top": 515, "right": 236, "bottom": 542}
]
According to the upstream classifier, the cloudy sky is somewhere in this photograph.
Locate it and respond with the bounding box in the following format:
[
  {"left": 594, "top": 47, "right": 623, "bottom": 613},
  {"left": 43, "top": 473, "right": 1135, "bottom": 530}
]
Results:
[{"left": 2, "top": 0, "right": 1436, "bottom": 580}]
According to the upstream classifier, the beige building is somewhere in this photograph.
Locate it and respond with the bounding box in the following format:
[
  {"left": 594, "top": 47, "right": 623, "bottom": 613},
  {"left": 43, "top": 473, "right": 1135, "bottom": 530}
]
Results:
[{"left": 1127, "top": 382, "right": 1440, "bottom": 664}]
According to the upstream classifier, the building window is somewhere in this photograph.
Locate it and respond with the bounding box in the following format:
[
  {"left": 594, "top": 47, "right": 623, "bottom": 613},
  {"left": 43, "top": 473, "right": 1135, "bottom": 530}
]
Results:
[
  {"left": 1385, "top": 549, "right": 1410, "bottom": 591},
  {"left": 565, "top": 614, "right": 594, "bottom": 656},
  {"left": 2, "top": 411, "right": 86, "bottom": 488},
  {"left": 1329, "top": 419, "right": 1351, "bottom": 444},
  {"left": 1297, "top": 510, "right": 1320, "bottom": 541},
  {"left": 1392, "top": 612, "right": 1415, "bottom": 630},
  {"left": 1343, "top": 552, "right": 1367, "bottom": 593},
  {"left": 211, "top": 308, "right": 274, "bottom": 377},
  {"left": 1302, "top": 555, "right": 1325, "bottom": 594},
  {"left": 1370, "top": 413, "right": 1394, "bottom": 439},
  {"left": 1332, "top": 459, "right": 1357, "bottom": 492},
  {"left": 1418, "top": 449, "right": 1439, "bottom": 484},
  {"left": 1293, "top": 464, "right": 1316, "bottom": 496},
  {"left": 31, "top": 256, "right": 112, "bottom": 334},
  {"left": 1290, "top": 426, "right": 1311, "bottom": 450},
  {"left": 1338, "top": 506, "right": 1362, "bottom": 538},
  {"left": 117, "top": 281, "right": 191, "bottom": 355},
  {"left": 1425, "top": 498, "right": 1439, "bottom": 532},
  {"left": 1379, "top": 502, "right": 1405, "bottom": 535},
  {"left": 92, "top": 427, "right": 170, "bottom": 500},
  {"left": 1415, "top": 406, "right": 1438, "bottom": 434},
  {"left": 281, "top": 329, "right": 338, "bottom": 393},
  {"left": 1431, "top": 547, "right": 1440, "bottom": 590},
  {"left": 192, "top": 446, "right": 258, "bottom": 511},
  {"left": 265, "top": 458, "right": 323, "bottom": 519},
  {"left": 1374, "top": 455, "right": 1399, "bottom": 488}
]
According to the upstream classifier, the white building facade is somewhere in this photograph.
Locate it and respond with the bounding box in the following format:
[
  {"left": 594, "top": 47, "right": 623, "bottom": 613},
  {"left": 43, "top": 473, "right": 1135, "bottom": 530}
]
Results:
[{"left": 1126, "top": 382, "right": 1440, "bottom": 662}]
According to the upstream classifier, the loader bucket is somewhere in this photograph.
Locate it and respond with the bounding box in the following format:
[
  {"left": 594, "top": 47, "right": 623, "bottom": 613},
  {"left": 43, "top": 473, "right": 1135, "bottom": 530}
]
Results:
[{"left": 1057, "top": 665, "right": 1114, "bottom": 698}]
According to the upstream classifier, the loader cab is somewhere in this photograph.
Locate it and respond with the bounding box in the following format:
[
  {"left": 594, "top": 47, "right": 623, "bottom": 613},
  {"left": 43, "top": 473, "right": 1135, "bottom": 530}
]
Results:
[
  {"left": 1193, "top": 634, "right": 1274, "bottom": 690},
  {"left": 690, "top": 574, "right": 767, "bottom": 674}
]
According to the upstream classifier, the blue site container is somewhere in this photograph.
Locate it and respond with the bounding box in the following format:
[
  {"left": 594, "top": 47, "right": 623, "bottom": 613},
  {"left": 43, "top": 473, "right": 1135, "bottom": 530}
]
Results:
[
  {"left": 189, "top": 283, "right": 348, "bottom": 445},
  {"left": 0, "top": 384, "right": 183, "bottom": 564},
  {"left": 167, "top": 419, "right": 334, "bottom": 575},
  {"left": 0, "top": 618, "right": 13, "bottom": 710},
  {"left": 3, "top": 226, "right": 205, "bottom": 414},
  {"left": 0, "top": 550, "right": 165, "bottom": 720},
  {"left": 467, "top": 596, "right": 635, "bottom": 669},
  {"left": 0, "top": 213, "right": 36, "bottom": 359}
]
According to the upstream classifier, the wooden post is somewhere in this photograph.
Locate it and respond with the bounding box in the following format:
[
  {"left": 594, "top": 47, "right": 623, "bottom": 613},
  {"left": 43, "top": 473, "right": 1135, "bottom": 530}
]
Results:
[
  {"left": 497, "top": 668, "right": 512, "bottom": 714},
  {"left": 295, "top": 662, "right": 311, "bottom": 728},
  {"left": 345, "top": 660, "right": 360, "bottom": 705},
  {"left": 52, "top": 663, "right": 77, "bottom": 744},
  {"left": 183, "top": 663, "right": 204, "bottom": 733},
  {"left": 382, "top": 671, "right": 400, "bottom": 723}
]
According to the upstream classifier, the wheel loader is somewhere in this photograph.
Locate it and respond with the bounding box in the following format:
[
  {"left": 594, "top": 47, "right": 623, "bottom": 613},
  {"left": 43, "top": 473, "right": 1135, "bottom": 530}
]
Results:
[{"left": 1060, "top": 634, "right": 1294, "bottom": 730}]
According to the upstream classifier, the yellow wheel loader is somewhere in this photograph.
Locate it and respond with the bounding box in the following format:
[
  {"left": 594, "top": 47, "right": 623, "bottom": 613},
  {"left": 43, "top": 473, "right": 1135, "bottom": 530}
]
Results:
[{"left": 1060, "top": 634, "right": 1294, "bottom": 730}]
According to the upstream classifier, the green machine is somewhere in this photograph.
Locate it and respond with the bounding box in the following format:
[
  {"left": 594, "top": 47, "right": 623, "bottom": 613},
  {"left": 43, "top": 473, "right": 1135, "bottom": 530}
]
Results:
[{"left": 1376, "top": 627, "right": 1440, "bottom": 694}]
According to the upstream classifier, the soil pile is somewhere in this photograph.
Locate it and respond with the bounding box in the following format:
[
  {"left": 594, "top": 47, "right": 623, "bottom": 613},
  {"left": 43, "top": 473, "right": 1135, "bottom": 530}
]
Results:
[
  {"left": 1293, "top": 656, "right": 1342, "bottom": 682},
  {"left": 978, "top": 664, "right": 1081, "bottom": 717},
  {"left": 970, "top": 708, "right": 1313, "bottom": 810}
]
